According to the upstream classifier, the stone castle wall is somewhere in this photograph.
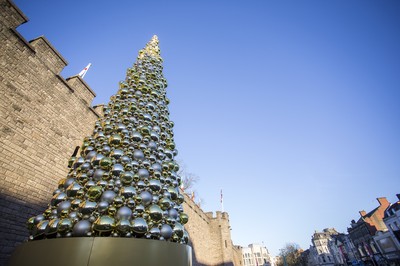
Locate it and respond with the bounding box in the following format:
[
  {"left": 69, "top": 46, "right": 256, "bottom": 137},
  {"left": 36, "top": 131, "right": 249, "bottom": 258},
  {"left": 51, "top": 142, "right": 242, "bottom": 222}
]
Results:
[
  {"left": 183, "top": 194, "right": 238, "bottom": 266},
  {"left": 0, "top": 0, "right": 101, "bottom": 264},
  {"left": 0, "top": 1, "right": 239, "bottom": 265}
]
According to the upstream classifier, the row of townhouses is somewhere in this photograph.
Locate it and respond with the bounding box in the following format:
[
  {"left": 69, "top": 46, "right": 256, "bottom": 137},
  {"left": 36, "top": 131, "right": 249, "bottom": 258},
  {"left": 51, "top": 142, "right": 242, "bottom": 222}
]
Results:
[{"left": 307, "top": 195, "right": 400, "bottom": 266}]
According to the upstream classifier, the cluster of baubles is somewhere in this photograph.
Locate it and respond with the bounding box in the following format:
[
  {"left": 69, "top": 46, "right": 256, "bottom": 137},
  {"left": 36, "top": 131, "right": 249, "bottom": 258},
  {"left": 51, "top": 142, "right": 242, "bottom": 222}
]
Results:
[{"left": 27, "top": 36, "right": 189, "bottom": 244}]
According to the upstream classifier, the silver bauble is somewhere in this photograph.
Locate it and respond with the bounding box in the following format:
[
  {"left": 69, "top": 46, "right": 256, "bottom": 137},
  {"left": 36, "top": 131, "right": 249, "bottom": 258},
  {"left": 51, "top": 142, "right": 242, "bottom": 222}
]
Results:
[
  {"left": 120, "top": 186, "right": 136, "bottom": 198},
  {"left": 98, "top": 201, "right": 109, "bottom": 213},
  {"left": 173, "top": 222, "right": 184, "bottom": 238},
  {"left": 79, "top": 200, "right": 97, "bottom": 215},
  {"left": 101, "top": 190, "right": 117, "bottom": 203},
  {"left": 45, "top": 218, "right": 59, "bottom": 236},
  {"left": 63, "top": 178, "right": 75, "bottom": 189},
  {"left": 138, "top": 168, "right": 149, "bottom": 180},
  {"left": 66, "top": 182, "right": 82, "bottom": 197},
  {"left": 140, "top": 191, "right": 153, "bottom": 206},
  {"left": 57, "top": 201, "right": 71, "bottom": 216},
  {"left": 132, "top": 132, "right": 143, "bottom": 142},
  {"left": 57, "top": 218, "right": 73, "bottom": 234},
  {"left": 160, "top": 224, "right": 173, "bottom": 239},
  {"left": 93, "top": 169, "right": 105, "bottom": 181},
  {"left": 117, "top": 206, "right": 132, "bottom": 220},
  {"left": 72, "top": 220, "right": 92, "bottom": 237},
  {"left": 148, "top": 179, "right": 161, "bottom": 192},
  {"left": 148, "top": 204, "right": 163, "bottom": 222},
  {"left": 149, "top": 226, "right": 161, "bottom": 239},
  {"left": 133, "top": 150, "right": 145, "bottom": 161},
  {"left": 110, "top": 149, "right": 124, "bottom": 160},
  {"left": 51, "top": 192, "right": 67, "bottom": 206},
  {"left": 93, "top": 215, "right": 115, "bottom": 233},
  {"left": 132, "top": 218, "right": 148, "bottom": 236},
  {"left": 116, "top": 219, "right": 132, "bottom": 234},
  {"left": 168, "top": 208, "right": 178, "bottom": 220},
  {"left": 85, "top": 151, "right": 97, "bottom": 161},
  {"left": 111, "top": 163, "right": 124, "bottom": 177},
  {"left": 148, "top": 141, "right": 157, "bottom": 151}
]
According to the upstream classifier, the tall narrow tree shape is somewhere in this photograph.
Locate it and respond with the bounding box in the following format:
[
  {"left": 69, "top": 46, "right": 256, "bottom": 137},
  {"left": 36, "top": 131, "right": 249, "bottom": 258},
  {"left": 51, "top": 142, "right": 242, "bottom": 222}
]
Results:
[{"left": 27, "top": 36, "right": 189, "bottom": 244}]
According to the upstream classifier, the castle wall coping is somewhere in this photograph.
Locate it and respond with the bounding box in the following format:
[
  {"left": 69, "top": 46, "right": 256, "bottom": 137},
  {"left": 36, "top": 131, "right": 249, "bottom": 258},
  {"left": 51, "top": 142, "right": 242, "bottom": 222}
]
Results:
[
  {"left": 29, "top": 35, "right": 68, "bottom": 66},
  {"left": 10, "top": 28, "right": 36, "bottom": 54},
  {"left": 93, "top": 104, "right": 105, "bottom": 117},
  {"left": 89, "top": 106, "right": 101, "bottom": 118},
  {"left": 183, "top": 193, "right": 210, "bottom": 224},
  {"left": 56, "top": 75, "right": 100, "bottom": 118},
  {"left": 6, "top": 0, "right": 28, "bottom": 26},
  {"left": 66, "top": 75, "right": 96, "bottom": 97},
  {"left": 56, "top": 74, "right": 74, "bottom": 93}
]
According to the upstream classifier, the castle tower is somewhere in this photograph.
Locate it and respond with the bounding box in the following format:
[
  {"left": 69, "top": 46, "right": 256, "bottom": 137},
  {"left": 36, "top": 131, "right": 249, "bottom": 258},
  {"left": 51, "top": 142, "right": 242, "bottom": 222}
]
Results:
[{"left": 9, "top": 36, "right": 192, "bottom": 266}]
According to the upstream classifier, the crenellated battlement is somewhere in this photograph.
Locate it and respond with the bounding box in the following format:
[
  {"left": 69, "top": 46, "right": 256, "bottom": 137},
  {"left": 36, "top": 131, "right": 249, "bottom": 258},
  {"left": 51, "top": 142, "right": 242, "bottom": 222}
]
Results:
[
  {"left": 182, "top": 192, "right": 235, "bottom": 265},
  {"left": 0, "top": 1, "right": 100, "bottom": 263},
  {"left": 29, "top": 36, "right": 68, "bottom": 74},
  {"left": 66, "top": 75, "right": 97, "bottom": 106},
  {"left": 1, "top": 0, "right": 97, "bottom": 110},
  {"left": 0, "top": 0, "right": 28, "bottom": 29}
]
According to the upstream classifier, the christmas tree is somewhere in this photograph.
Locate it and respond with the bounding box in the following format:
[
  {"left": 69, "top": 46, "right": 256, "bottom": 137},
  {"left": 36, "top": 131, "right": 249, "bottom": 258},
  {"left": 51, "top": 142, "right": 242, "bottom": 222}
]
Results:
[{"left": 27, "top": 36, "right": 189, "bottom": 244}]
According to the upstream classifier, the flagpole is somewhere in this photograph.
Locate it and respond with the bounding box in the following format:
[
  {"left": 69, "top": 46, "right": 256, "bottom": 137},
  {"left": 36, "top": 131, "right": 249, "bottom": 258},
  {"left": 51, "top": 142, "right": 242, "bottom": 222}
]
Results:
[{"left": 220, "top": 189, "right": 224, "bottom": 212}]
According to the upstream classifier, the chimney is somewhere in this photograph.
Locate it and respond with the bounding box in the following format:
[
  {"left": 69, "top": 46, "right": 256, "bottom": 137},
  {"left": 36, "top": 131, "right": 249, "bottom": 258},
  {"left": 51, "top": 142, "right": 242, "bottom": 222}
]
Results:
[
  {"left": 397, "top": 194, "right": 400, "bottom": 201},
  {"left": 359, "top": 210, "right": 367, "bottom": 217},
  {"left": 377, "top": 197, "right": 389, "bottom": 207}
]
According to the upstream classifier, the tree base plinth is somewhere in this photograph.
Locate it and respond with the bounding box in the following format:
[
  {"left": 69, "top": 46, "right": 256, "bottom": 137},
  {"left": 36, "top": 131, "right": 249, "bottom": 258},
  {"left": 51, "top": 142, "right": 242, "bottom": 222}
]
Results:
[{"left": 8, "top": 237, "right": 192, "bottom": 266}]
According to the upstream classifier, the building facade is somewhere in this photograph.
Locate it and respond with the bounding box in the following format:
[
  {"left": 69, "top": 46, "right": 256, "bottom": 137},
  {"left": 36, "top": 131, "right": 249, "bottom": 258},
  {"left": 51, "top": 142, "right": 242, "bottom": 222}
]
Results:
[
  {"left": 331, "top": 233, "right": 359, "bottom": 265},
  {"left": 240, "top": 243, "right": 272, "bottom": 266},
  {"left": 0, "top": 1, "right": 240, "bottom": 265},
  {"left": 377, "top": 194, "right": 400, "bottom": 263},
  {"left": 309, "top": 228, "right": 338, "bottom": 266},
  {"left": 347, "top": 197, "right": 390, "bottom": 265}
]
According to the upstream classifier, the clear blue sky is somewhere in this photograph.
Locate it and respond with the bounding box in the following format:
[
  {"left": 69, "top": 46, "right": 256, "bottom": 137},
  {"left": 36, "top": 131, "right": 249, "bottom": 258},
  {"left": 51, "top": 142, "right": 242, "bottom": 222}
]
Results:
[{"left": 15, "top": 0, "right": 400, "bottom": 256}]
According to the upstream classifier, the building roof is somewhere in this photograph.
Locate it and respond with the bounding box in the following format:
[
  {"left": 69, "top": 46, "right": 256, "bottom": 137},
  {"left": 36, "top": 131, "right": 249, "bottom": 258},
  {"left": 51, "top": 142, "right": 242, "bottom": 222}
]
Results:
[{"left": 384, "top": 200, "right": 400, "bottom": 219}]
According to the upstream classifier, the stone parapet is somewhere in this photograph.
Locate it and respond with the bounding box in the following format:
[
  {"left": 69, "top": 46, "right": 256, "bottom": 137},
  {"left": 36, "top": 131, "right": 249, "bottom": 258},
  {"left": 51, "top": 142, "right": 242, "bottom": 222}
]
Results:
[
  {"left": 0, "top": 1, "right": 99, "bottom": 263},
  {"left": 66, "top": 75, "right": 96, "bottom": 106},
  {"left": 29, "top": 36, "right": 68, "bottom": 74},
  {"left": 183, "top": 193, "right": 236, "bottom": 266},
  {"left": 0, "top": 0, "right": 28, "bottom": 29}
]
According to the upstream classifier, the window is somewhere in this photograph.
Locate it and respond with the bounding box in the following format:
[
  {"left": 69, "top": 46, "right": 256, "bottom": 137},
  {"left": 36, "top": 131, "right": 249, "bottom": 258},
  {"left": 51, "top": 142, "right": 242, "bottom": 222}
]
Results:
[
  {"left": 371, "top": 242, "right": 378, "bottom": 254},
  {"left": 358, "top": 246, "right": 365, "bottom": 256}
]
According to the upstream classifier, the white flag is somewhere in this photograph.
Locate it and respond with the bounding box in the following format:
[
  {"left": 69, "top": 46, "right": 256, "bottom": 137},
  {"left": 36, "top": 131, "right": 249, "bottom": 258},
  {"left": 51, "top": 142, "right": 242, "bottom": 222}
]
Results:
[{"left": 78, "top": 63, "right": 91, "bottom": 78}]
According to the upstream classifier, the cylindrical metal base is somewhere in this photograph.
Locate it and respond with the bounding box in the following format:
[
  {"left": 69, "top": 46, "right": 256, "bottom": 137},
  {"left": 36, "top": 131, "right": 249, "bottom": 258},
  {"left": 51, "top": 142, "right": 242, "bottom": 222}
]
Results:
[{"left": 8, "top": 237, "right": 192, "bottom": 266}]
